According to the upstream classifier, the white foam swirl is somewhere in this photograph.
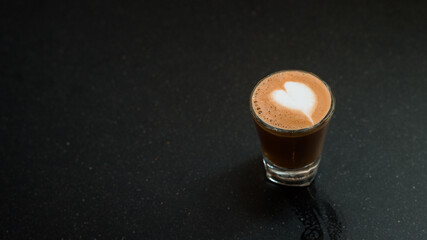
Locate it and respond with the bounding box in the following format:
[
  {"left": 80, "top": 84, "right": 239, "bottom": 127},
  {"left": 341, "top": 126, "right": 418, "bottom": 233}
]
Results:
[{"left": 271, "top": 81, "right": 316, "bottom": 123}]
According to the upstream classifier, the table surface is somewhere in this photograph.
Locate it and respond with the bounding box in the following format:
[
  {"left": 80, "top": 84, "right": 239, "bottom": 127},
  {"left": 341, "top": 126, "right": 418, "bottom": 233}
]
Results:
[{"left": 2, "top": 0, "right": 427, "bottom": 239}]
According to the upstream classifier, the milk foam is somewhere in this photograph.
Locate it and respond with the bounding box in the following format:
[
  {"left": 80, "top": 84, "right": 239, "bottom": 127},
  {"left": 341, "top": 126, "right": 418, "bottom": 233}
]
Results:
[
  {"left": 271, "top": 82, "right": 316, "bottom": 124},
  {"left": 251, "top": 71, "right": 332, "bottom": 130}
]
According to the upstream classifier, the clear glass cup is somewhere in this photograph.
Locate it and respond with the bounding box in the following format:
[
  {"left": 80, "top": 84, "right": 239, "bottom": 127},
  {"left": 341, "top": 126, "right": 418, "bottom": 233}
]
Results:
[{"left": 249, "top": 70, "right": 335, "bottom": 186}]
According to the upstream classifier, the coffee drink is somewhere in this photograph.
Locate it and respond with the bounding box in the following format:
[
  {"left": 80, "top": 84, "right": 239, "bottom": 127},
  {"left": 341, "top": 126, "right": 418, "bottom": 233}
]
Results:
[{"left": 250, "top": 70, "right": 335, "bottom": 186}]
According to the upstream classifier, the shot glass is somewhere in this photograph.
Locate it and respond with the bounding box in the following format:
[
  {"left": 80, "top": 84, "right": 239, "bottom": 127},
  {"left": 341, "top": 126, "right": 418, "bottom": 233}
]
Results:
[{"left": 249, "top": 71, "right": 335, "bottom": 187}]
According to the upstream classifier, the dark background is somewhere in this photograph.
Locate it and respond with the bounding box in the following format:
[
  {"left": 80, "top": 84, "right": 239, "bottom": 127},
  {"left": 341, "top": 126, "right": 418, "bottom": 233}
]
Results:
[{"left": 1, "top": 0, "right": 427, "bottom": 239}]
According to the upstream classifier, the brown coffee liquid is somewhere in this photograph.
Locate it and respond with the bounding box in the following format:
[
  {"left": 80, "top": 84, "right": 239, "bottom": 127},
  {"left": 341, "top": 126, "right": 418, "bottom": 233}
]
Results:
[
  {"left": 254, "top": 120, "right": 330, "bottom": 169},
  {"left": 250, "top": 70, "right": 334, "bottom": 169}
]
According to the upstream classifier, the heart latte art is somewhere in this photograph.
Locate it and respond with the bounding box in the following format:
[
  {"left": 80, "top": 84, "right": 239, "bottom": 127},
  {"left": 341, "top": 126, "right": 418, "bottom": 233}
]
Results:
[
  {"left": 251, "top": 70, "right": 332, "bottom": 130},
  {"left": 271, "top": 82, "right": 316, "bottom": 124}
]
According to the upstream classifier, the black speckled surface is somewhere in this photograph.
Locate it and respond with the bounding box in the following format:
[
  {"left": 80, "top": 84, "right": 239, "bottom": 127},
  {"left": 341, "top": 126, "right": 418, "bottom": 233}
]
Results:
[{"left": 1, "top": 0, "right": 427, "bottom": 239}]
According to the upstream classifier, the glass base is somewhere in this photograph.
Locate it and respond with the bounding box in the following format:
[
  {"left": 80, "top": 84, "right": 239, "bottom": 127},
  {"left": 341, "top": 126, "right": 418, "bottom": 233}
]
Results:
[{"left": 263, "top": 156, "right": 321, "bottom": 187}]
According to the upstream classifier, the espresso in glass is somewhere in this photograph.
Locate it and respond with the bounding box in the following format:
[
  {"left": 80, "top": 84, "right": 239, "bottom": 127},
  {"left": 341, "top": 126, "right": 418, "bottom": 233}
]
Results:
[{"left": 250, "top": 70, "right": 335, "bottom": 186}]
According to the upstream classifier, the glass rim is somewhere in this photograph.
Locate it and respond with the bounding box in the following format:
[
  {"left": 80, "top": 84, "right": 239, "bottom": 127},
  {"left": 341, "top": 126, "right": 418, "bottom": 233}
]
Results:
[{"left": 249, "top": 70, "right": 336, "bottom": 134}]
